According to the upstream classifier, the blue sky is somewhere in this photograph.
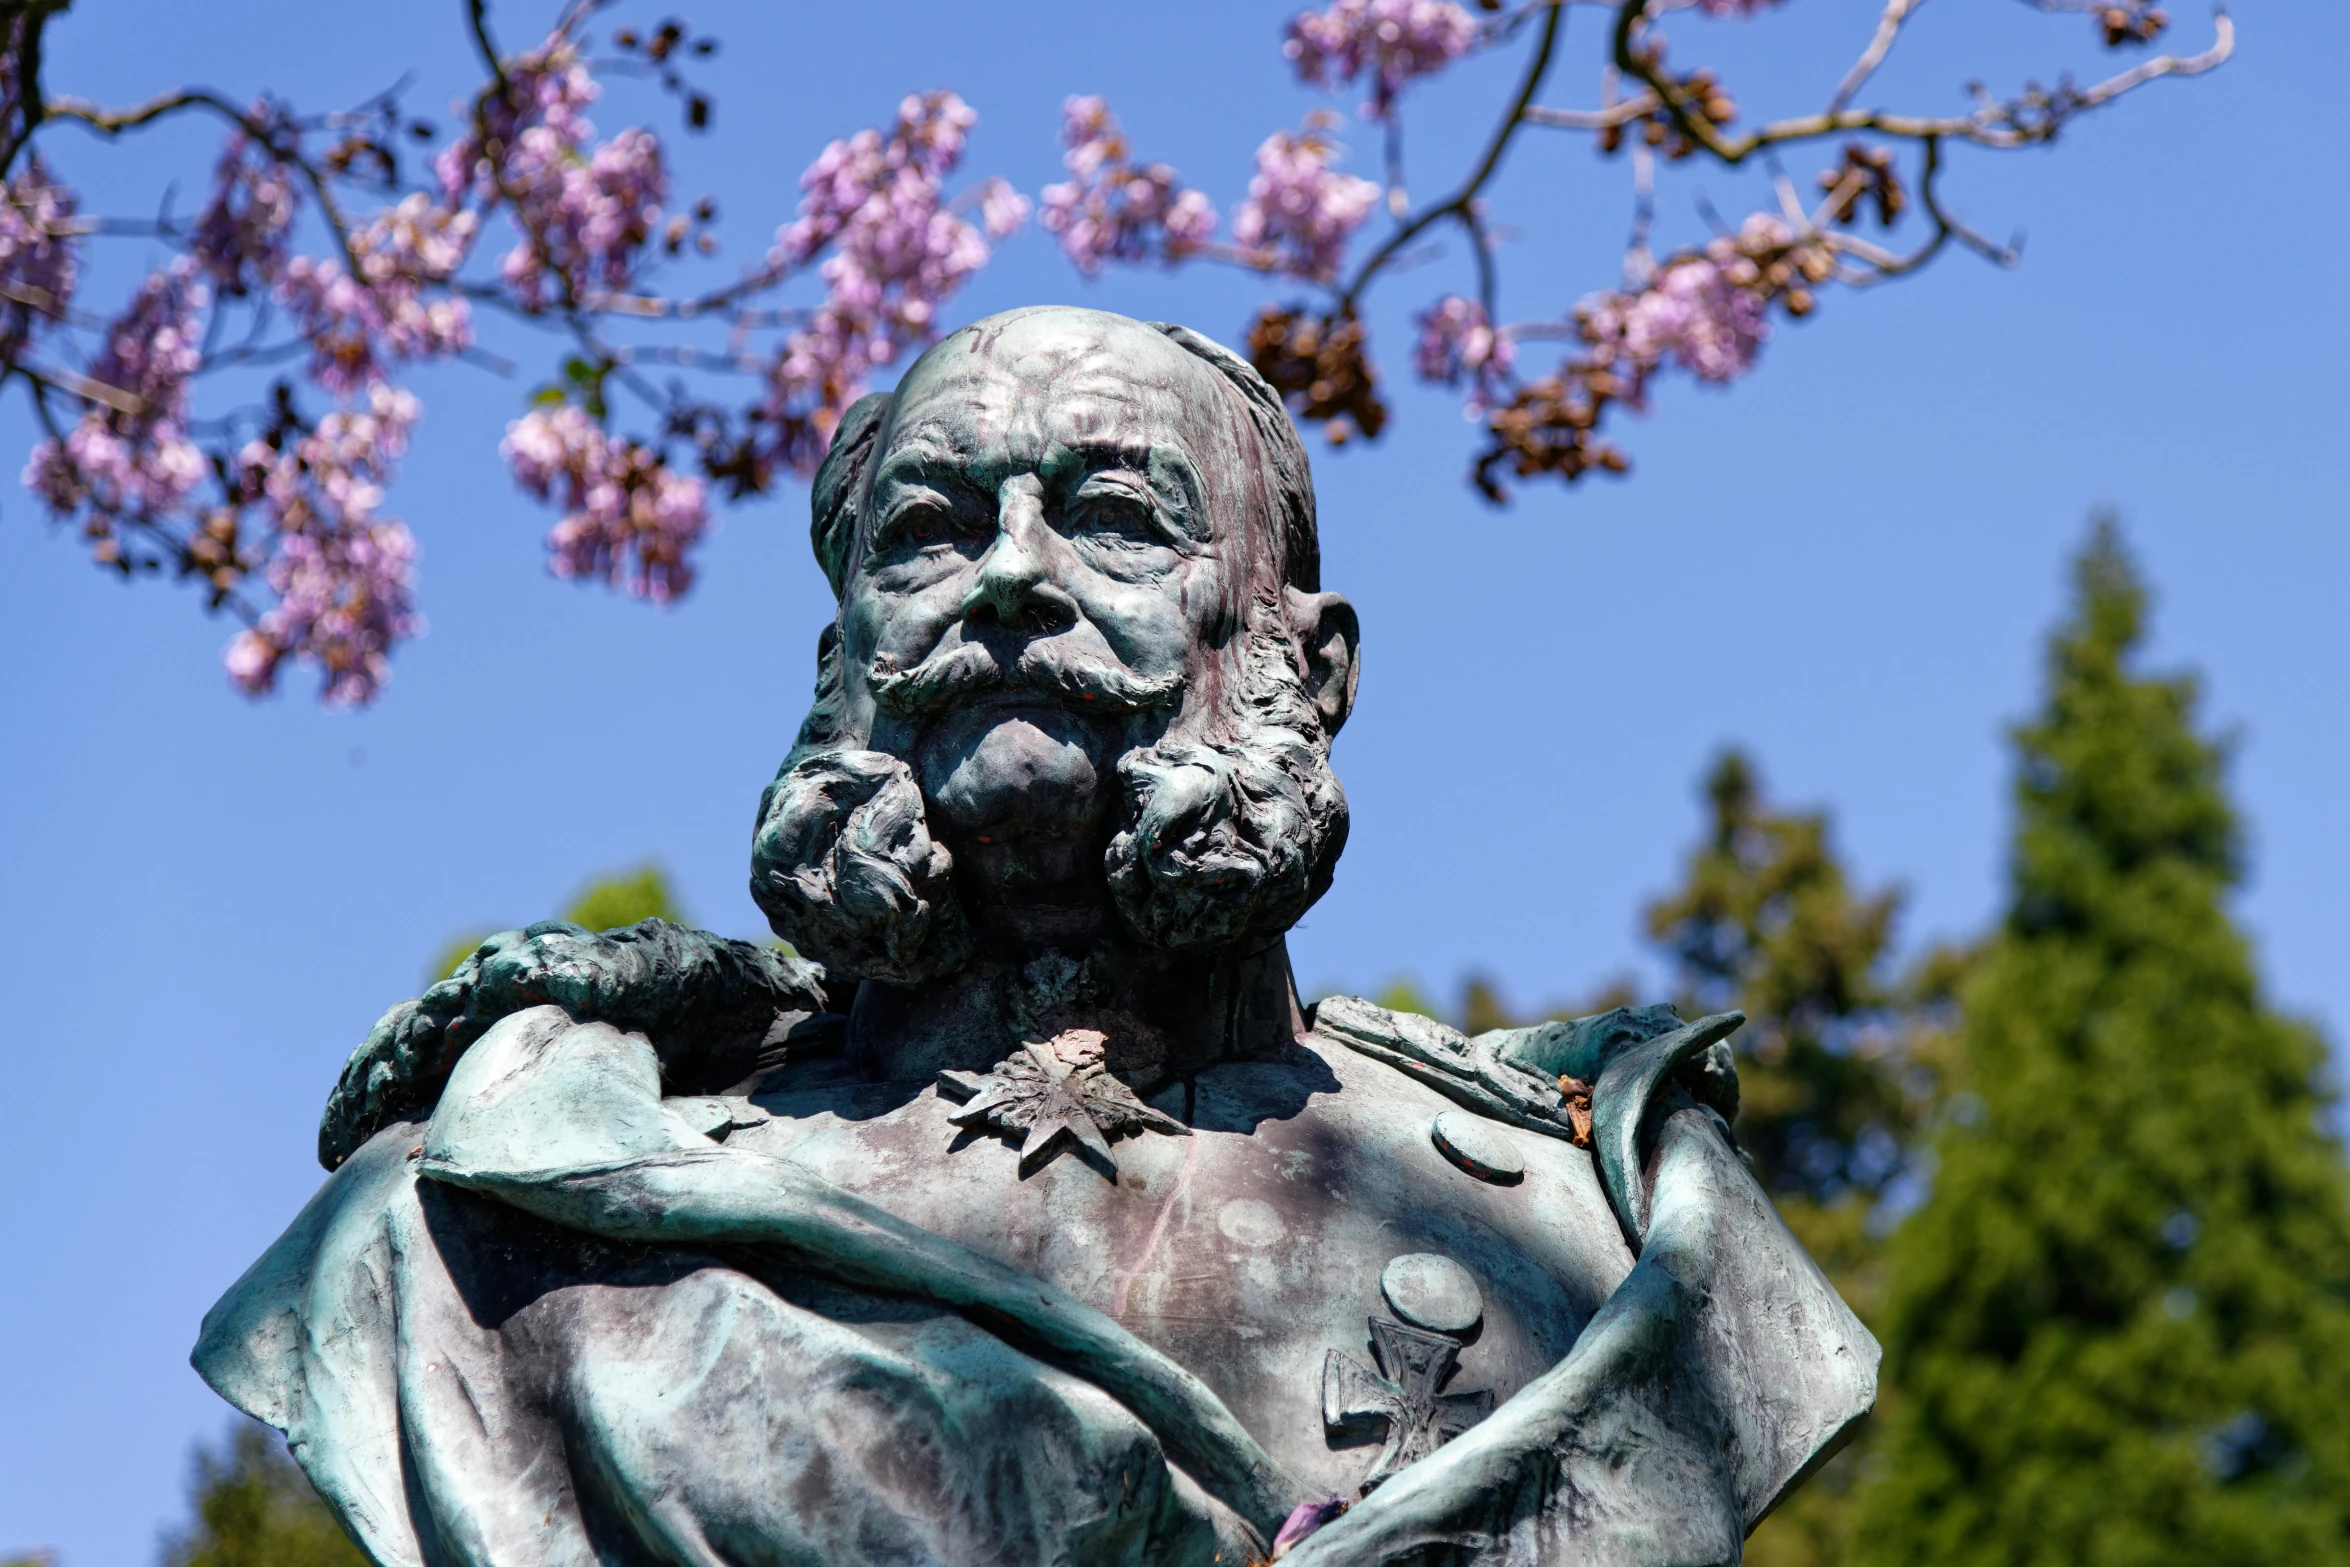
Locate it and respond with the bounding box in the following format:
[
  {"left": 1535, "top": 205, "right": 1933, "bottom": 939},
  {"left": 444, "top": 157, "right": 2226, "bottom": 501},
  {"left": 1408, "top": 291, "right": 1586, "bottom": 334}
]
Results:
[{"left": 3, "top": 2, "right": 2343, "bottom": 1561}]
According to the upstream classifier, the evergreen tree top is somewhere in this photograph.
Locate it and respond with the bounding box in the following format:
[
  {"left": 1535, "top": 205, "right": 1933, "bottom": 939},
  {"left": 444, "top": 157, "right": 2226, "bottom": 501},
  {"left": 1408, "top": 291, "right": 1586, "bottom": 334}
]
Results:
[
  {"left": 2010, "top": 517, "right": 2239, "bottom": 944},
  {"left": 1860, "top": 520, "right": 2350, "bottom": 1567}
]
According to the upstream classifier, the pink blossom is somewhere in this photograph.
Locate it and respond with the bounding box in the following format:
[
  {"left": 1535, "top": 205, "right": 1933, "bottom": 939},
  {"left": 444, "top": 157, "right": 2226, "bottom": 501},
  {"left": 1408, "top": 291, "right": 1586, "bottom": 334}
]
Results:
[
  {"left": 191, "top": 108, "right": 299, "bottom": 297},
  {"left": 501, "top": 403, "right": 709, "bottom": 602},
  {"left": 0, "top": 157, "right": 78, "bottom": 355},
  {"left": 1691, "top": 0, "right": 1783, "bottom": 15},
  {"left": 277, "top": 196, "right": 476, "bottom": 395},
  {"left": 971, "top": 176, "right": 1033, "bottom": 241},
  {"left": 1412, "top": 294, "right": 1513, "bottom": 391},
  {"left": 434, "top": 31, "right": 665, "bottom": 308},
  {"left": 25, "top": 260, "right": 207, "bottom": 524},
  {"left": 1629, "top": 260, "right": 1767, "bottom": 381},
  {"left": 435, "top": 33, "right": 599, "bottom": 202},
  {"left": 1582, "top": 255, "right": 1770, "bottom": 390},
  {"left": 1284, "top": 0, "right": 1478, "bottom": 116},
  {"left": 761, "top": 92, "right": 1012, "bottom": 474},
  {"left": 500, "top": 125, "right": 667, "bottom": 306},
  {"left": 1232, "top": 119, "right": 1380, "bottom": 282},
  {"left": 1038, "top": 95, "right": 1217, "bottom": 275},
  {"left": 227, "top": 382, "right": 426, "bottom": 706}
]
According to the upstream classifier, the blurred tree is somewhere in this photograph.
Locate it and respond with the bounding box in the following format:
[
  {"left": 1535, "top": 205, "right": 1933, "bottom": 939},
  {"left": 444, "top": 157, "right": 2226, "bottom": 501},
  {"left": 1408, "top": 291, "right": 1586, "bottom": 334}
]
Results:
[
  {"left": 556, "top": 863, "right": 685, "bottom": 936},
  {"left": 1646, "top": 748, "right": 1956, "bottom": 1224},
  {"left": 1857, "top": 522, "right": 2350, "bottom": 1567},
  {"left": 427, "top": 861, "right": 686, "bottom": 983},
  {"left": 161, "top": 1422, "right": 365, "bottom": 1567},
  {"left": 1643, "top": 747, "right": 1960, "bottom": 1567},
  {"left": 1368, "top": 974, "right": 1444, "bottom": 1021}
]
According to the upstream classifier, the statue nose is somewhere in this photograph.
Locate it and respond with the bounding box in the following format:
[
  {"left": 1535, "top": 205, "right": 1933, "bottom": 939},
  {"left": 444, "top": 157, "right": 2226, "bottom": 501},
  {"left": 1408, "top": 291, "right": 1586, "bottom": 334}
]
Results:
[{"left": 963, "top": 480, "right": 1077, "bottom": 635}]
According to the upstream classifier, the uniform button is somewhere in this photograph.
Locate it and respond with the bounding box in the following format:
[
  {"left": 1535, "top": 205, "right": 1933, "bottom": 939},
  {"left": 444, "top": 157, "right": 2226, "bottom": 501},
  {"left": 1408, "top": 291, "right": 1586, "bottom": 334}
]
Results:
[
  {"left": 1431, "top": 1110, "right": 1525, "bottom": 1185},
  {"left": 1380, "top": 1252, "right": 1484, "bottom": 1337}
]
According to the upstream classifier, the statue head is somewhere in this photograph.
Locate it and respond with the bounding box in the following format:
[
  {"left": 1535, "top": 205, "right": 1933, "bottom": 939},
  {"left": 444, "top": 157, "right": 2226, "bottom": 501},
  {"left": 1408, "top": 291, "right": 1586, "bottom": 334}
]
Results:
[{"left": 750, "top": 306, "right": 1360, "bottom": 986}]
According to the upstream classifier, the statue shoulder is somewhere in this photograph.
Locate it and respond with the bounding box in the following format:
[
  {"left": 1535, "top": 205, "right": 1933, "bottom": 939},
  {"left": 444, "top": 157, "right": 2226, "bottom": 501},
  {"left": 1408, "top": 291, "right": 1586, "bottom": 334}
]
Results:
[
  {"left": 1306, "top": 994, "right": 1715, "bottom": 1147},
  {"left": 318, "top": 919, "right": 836, "bottom": 1171}
]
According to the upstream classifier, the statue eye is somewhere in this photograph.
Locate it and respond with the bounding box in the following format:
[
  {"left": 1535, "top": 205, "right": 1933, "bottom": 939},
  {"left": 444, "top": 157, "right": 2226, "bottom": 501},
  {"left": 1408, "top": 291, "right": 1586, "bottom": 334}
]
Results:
[
  {"left": 1069, "top": 486, "right": 1157, "bottom": 541},
  {"left": 890, "top": 500, "right": 968, "bottom": 551}
]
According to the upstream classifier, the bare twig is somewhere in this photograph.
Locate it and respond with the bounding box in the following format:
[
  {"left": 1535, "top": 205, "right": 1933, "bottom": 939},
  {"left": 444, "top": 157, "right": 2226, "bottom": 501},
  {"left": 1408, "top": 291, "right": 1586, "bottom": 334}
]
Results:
[
  {"left": 44, "top": 88, "right": 362, "bottom": 272},
  {"left": 1520, "top": 94, "right": 1657, "bottom": 131},
  {"left": 13, "top": 359, "right": 144, "bottom": 414},
  {"left": 1340, "top": 0, "right": 1568, "bottom": 314},
  {"left": 1614, "top": 3, "right": 2232, "bottom": 162},
  {"left": 1832, "top": 0, "right": 1928, "bottom": 115}
]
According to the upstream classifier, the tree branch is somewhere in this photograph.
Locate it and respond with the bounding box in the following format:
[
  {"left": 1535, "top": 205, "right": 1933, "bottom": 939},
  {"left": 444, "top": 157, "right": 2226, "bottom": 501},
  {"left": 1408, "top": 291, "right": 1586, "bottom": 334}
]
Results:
[
  {"left": 1831, "top": 0, "right": 1928, "bottom": 116},
  {"left": 1616, "top": 3, "right": 2231, "bottom": 161},
  {"left": 1339, "top": 0, "right": 1567, "bottom": 314},
  {"left": 43, "top": 88, "right": 362, "bottom": 273}
]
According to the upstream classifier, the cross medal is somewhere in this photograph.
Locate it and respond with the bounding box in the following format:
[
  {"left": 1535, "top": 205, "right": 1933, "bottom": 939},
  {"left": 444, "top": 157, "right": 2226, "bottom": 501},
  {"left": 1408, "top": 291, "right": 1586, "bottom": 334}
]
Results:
[{"left": 1322, "top": 1318, "right": 1496, "bottom": 1488}]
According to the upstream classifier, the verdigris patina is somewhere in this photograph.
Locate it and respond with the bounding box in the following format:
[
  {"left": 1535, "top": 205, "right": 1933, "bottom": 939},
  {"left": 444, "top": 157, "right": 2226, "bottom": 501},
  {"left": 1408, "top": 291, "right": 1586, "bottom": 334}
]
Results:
[{"left": 194, "top": 306, "right": 1876, "bottom": 1566}]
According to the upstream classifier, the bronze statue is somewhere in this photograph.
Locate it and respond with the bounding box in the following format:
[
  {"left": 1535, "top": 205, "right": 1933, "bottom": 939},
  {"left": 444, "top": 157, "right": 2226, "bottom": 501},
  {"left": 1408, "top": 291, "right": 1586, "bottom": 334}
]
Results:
[{"left": 197, "top": 306, "right": 1875, "bottom": 1566}]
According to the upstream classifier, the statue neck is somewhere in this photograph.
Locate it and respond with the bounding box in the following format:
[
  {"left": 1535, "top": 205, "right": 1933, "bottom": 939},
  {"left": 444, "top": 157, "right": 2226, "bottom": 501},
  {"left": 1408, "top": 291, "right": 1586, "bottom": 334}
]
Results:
[{"left": 844, "top": 934, "right": 1308, "bottom": 1089}]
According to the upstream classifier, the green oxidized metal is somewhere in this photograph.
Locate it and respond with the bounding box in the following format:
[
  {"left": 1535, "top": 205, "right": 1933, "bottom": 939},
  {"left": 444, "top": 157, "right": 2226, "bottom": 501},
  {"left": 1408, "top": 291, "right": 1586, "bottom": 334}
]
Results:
[{"left": 198, "top": 307, "right": 1875, "bottom": 1567}]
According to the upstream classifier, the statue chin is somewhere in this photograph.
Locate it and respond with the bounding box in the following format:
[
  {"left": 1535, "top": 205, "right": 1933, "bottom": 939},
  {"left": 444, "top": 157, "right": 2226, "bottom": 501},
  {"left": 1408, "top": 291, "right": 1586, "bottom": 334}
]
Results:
[
  {"left": 916, "top": 701, "right": 1119, "bottom": 940},
  {"left": 916, "top": 700, "right": 1117, "bottom": 846}
]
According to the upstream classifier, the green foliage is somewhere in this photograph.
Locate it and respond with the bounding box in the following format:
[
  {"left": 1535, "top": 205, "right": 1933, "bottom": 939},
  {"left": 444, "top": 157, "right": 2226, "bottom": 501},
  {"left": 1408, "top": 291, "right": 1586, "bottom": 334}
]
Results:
[
  {"left": 1638, "top": 747, "right": 1957, "bottom": 1567},
  {"left": 428, "top": 863, "right": 685, "bottom": 982},
  {"left": 1858, "top": 521, "right": 2350, "bottom": 1567},
  {"left": 162, "top": 1422, "right": 367, "bottom": 1567},
  {"left": 1367, "top": 974, "right": 1443, "bottom": 1020},
  {"left": 1645, "top": 748, "right": 1954, "bottom": 1212},
  {"left": 558, "top": 863, "right": 684, "bottom": 934}
]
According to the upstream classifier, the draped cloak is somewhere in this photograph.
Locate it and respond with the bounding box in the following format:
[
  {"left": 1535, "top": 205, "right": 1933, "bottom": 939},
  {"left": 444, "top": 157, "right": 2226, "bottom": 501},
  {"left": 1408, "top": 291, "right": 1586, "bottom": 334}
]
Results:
[{"left": 194, "top": 999, "right": 1877, "bottom": 1567}]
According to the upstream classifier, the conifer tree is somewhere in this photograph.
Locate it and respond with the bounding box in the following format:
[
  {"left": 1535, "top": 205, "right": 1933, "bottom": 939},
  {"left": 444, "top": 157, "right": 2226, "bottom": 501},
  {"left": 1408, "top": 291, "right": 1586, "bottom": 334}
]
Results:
[
  {"left": 1859, "top": 521, "right": 2350, "bottom": 1566},
  {"left": 1645, "top": 750, "right": 1950, "bottom": 1231},
  {"left": 163, "top": 1423, "right": 367, "bottom": 1567},
  {"left": 1644, "top": 749, "right": 1955, "bottom": 1567}
]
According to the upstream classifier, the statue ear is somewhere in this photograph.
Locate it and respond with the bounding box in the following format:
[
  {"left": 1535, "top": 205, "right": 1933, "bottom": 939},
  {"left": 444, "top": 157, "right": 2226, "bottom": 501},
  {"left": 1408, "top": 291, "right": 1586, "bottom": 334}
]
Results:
[
  {"left": 1287, "top": 588, "right": 1360, "bottom": 739},
  {"left": 810, "top": 391, "right": 894, "bottom": 599}
]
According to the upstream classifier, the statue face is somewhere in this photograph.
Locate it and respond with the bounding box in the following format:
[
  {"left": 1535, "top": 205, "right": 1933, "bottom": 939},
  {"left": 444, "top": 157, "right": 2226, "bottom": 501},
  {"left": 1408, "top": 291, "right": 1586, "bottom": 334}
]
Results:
[
  {"left": 837, "top": 310, "right": 1246, "bottom": 865},
  {"left": 750, "top": 306, "right": 1357, "bottom": 983}
]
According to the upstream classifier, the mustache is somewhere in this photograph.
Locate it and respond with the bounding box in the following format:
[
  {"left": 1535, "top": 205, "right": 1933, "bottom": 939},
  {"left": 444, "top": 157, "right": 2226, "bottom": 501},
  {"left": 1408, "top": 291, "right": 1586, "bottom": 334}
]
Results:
[{"left": 868, "top": 638, "right": 1186, "bottom": 719}]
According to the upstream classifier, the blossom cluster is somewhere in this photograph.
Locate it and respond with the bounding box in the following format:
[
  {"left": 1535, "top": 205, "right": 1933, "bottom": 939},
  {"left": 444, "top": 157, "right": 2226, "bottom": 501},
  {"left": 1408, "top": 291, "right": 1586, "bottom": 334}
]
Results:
[
  {"left": 191, "top": 114, "right": 299, "bottom": 298},
  {"left": 278, "top": 196, "right": 477, "bottom": 396},
  {"left": 0, "top": 157, "right": 77, "bottom": 356},
  {"left": 226, "top": 383, "right": 425, "bottom": 706},
  {"left": 1588, "top": 257, "right": 1768, "bottom": 385},
  {"left": 24, "top": 261, "right": 208, "bottom": 536},
  {"left": 22, "top": 91, "right": 473, "bottom": 702},
  {"left": 1037, "top": 96, "right": 1216, "bottom": 275},
  {"left": 1470, "top": 212, "right": 1836, "bottom": 500},
  {"left": 759, "top": 92, "right": 1024, "bottom": 474},
  {"left": 432, "top": 32, "right": 664, "bottom": 308},
  {"left": 1283, "top": 0, "right": 1478, "bottom": 117},
  {"left": 502, "top": 403, "right": 710, "bottom": 603},
  {"left": 1232, "top": 118, "right": 1380, "bottom": 283},
  {"left": 1411, "top": 295, "right": 1513, "bottom": 395},
  {"left": 1582, "top": 213, "right": 1830, "bottom": 390}
]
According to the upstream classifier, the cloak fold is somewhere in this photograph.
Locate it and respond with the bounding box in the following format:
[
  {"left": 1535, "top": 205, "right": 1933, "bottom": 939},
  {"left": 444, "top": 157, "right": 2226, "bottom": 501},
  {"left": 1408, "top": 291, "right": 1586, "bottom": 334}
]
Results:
[{"left": 196, "top": 1002, "right": 1875, "bottom": 1567}]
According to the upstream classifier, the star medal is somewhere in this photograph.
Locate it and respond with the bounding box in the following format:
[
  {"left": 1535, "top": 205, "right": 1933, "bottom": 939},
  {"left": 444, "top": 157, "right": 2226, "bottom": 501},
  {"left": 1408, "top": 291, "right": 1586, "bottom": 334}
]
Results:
[{"left": 937, "top": 1028, "right": 1190, "bottom": 1176}]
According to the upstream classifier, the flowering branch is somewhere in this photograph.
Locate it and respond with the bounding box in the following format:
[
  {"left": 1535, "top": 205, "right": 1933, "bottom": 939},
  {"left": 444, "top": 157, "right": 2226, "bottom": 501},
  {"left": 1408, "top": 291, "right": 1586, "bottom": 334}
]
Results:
[
  {"left": 2, "top": 1, "right": 1020, "bottom": 705},
  {"left": 1043, "top": 0, "right": 2231, "bottom": 498},
  {"left": 0, "top": 0, "right": 2233, "bottom": 706}
]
